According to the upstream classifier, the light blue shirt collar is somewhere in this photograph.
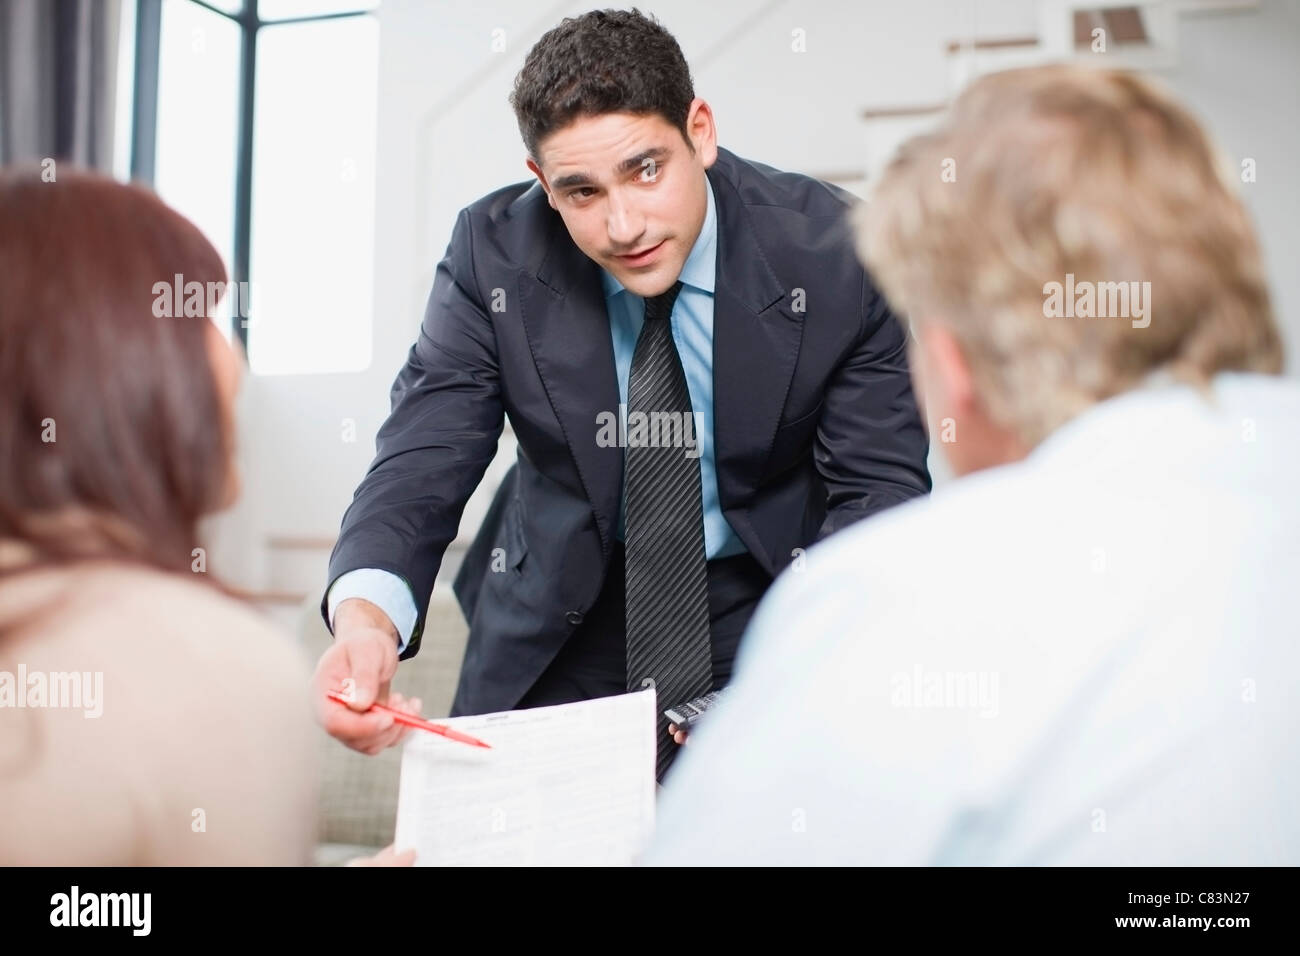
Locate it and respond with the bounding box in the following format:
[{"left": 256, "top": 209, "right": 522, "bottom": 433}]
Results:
[{"left": 600, "top": 176, "right": 717, "bottom": 299}]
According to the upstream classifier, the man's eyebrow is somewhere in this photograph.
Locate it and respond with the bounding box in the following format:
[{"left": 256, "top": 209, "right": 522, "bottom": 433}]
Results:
[
  {"left": 618, "top": 147, "right": 670, "bottom": 175},
  {"left": 551, "top": 171, "right": 595, "bottom": 191}
]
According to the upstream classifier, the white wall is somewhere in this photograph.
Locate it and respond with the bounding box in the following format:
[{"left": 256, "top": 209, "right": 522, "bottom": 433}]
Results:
[
  {"left": 204, "top": 0, "right": 1300, "bottom": 593},
  {"left": 1167, "top": 0, "right": 1300, "bottom": 361}
]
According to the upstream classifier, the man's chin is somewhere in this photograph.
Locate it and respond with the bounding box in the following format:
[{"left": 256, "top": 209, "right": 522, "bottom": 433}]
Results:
[{"left": 614, "top": 264, "right": 681, "bottom": 299}]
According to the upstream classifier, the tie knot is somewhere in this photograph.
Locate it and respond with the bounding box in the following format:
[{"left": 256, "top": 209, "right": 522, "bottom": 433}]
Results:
[{"left": 644, "top": 281, "right": 683, "bottom": 323}]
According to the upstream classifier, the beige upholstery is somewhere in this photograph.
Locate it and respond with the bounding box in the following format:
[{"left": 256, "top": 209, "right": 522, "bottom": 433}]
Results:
[{"left": 296, "top": 586, "right": 469, "bottom": 863}]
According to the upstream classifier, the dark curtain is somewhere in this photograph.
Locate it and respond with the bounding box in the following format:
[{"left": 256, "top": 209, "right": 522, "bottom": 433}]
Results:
[{"left": 0, "top": 0, "right": 122, "bottom": 169}]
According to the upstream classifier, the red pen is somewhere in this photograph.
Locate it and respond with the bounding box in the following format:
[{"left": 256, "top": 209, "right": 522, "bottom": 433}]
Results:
[{"left": 326, "top": 691, "right": 492, "bottom": 749}]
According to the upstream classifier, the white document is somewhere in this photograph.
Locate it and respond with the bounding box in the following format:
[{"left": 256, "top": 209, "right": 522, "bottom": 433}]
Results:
[{"left": 393, "top": 689, "right": 658, "bottom": 865}]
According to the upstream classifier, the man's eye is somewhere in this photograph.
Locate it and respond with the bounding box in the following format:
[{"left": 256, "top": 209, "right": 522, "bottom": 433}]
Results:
[
  {"left": 570, "top": 187, "right": 596, "bottom": 200},
  {"left": 638, "top": 163, "right": 660, "bottom": 183}
]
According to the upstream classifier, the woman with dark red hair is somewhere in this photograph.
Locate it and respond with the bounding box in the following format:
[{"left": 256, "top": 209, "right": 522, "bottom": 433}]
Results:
[{"left": 0, "top": 168, "right": 321, "bottom": 864}]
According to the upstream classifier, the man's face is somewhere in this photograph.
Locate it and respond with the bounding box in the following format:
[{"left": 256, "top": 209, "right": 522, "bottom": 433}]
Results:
[{"left": 527, "top": 100, "right": 717, "bottom": 298}]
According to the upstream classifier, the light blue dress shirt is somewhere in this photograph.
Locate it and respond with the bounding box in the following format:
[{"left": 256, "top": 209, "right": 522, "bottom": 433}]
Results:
[
  {"left": 329, "top": 178, "right": 743, "bottom": 651},
  {"left": 603, "top": 177, "right": 744, "bottom": 560}
]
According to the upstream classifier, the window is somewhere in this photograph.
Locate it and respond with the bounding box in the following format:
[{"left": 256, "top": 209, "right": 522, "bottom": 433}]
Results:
[
  {"left": 130, "top": 0, "right": 379, "bottom": 374},
  {"left": 155, "top": 0, "right": 241, "bottom": 283}
]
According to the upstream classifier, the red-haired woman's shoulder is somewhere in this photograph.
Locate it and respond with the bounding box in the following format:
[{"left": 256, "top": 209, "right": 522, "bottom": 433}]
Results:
[{"left": 0, "top": 560, "right": 318, "bottom": 865}]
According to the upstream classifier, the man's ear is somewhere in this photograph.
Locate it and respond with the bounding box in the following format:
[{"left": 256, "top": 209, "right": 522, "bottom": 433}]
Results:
[
  {"left": 525, "top": 158, "right": 557, "bottom": 210},
  {"left": 919, "top": 323, "right": 977, "bottom": 415},
  {"left": 685, "top": 98, "right": 718, "bottom": 169}
]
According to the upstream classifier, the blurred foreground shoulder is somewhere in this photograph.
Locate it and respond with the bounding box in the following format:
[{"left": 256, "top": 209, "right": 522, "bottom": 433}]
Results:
[{"left": 0, "top": 562, "right": 318, "bottom": 865}]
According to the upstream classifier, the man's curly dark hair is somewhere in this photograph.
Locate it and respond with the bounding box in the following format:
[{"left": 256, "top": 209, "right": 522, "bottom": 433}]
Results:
[{"left": 510, "top": 8, "right": 696, "bottom": 159}]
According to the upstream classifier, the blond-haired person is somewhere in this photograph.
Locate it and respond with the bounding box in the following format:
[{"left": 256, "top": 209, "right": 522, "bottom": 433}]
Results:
[{"left": 645, "top": 65, "right": 1298, "bottom": 865}]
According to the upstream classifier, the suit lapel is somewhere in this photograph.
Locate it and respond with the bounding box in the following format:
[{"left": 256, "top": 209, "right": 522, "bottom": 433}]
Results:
[
  {"left": 517, "top": 209, "right": 624, "bottom": 556},
  {"left": 708, "top": 156, "right": 803, "bottom": 505}
]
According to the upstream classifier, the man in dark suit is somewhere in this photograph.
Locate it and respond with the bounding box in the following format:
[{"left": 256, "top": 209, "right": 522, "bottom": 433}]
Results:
[{"left": 313, "top": 9, "right": 930, "bottom": 779}]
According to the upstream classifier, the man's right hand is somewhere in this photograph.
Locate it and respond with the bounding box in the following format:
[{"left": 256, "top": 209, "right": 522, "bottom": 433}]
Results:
[{"left": 312, "top": 598, "right": 414, "bottom": 755}]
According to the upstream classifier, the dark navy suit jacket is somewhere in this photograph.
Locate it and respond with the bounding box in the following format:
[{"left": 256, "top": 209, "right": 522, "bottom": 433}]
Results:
[{"left": 322, "top": 147, "right": 931, "bottom": 717}]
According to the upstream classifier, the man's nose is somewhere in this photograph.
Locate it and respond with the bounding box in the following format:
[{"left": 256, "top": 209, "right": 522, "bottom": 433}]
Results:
[{"left": 606, "top": 192, "right": 645, "bottom": 248}]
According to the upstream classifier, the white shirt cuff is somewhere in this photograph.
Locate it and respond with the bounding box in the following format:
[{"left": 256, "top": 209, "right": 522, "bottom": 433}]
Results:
[{"left": 326, "top": 568, "right": 418, "bottom": 656}]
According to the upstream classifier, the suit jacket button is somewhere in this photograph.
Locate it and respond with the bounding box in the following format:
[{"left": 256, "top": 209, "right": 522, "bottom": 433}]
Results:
[{"left": 565, "top": 610, "right": 584, "bottom": 626}]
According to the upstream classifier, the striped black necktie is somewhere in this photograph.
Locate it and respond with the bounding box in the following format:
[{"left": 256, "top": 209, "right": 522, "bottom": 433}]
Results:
[{"left": 623, "top": 280, "right": 713, "bottom": 783}]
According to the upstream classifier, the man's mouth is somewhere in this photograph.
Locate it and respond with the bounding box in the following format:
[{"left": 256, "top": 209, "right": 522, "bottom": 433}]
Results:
[{"left": 614, "top": 240, "right": 665, "bottom": 267}]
